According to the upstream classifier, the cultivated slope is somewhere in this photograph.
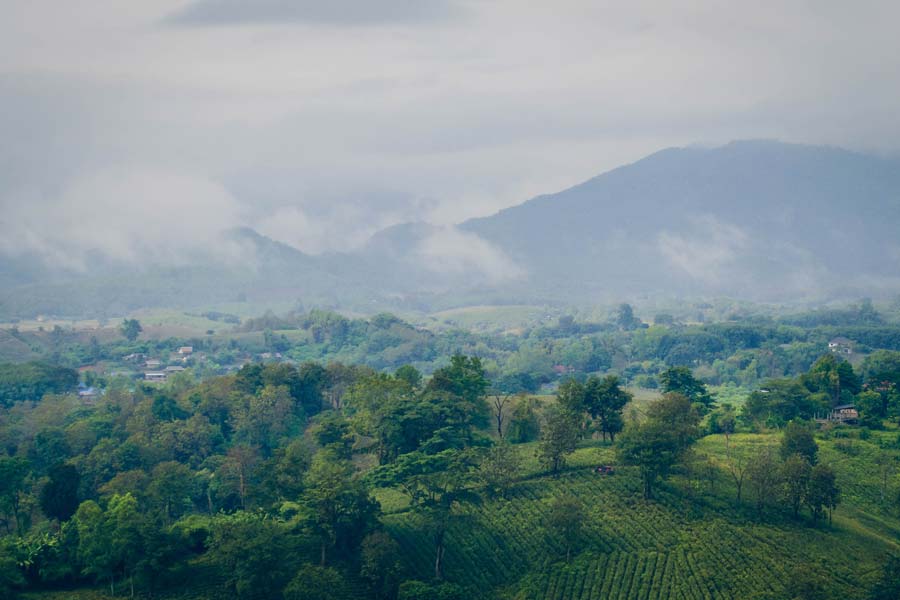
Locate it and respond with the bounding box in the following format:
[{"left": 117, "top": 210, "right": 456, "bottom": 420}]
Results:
[{"left": 382, "top": 432, "right": 899, "bottom": 600}]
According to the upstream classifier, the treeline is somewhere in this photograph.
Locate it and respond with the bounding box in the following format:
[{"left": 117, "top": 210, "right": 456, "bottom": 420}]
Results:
[
  {"left": 0, "top": 356, "right": 503, "bottom": 599},
  {"left": 5, "top": 302, "right": 900, "bottom": 397}
]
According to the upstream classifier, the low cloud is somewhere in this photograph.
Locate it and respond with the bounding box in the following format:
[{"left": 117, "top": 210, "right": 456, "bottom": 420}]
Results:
[
  {"left": 0, "top": 167, "right": 249, "bottom": 270},
  {"left": 415, "top": 226, "right": 525, "bottom": 283},
  {"left": 165, "top": 0, "right": 458, "bottom": 26},
  {"left": 657, "top": 216, "right": 749, "bottom": 284}
]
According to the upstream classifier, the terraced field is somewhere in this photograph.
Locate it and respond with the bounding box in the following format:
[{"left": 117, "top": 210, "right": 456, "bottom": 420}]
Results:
[{"left": 382, "top": 435, "right": 900, "bottom": 599}]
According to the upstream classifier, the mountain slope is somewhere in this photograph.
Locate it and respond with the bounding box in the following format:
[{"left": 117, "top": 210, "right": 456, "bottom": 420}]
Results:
[
  {"left": 3, "top": 140, "right": 900, "bottom": 318},
  {"left": 457, "top": 140, "right": 900, "bottom": 300}
]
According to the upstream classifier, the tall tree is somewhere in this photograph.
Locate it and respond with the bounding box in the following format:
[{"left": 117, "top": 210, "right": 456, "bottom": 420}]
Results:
[
  {"left": 806, "top": 464, "right": 840, "bottom": 524},
  {"left": 360, "top": 531, "right": 403, "bottom": 600},
  {"left": 74, "top": 500, "right": 116, "bottom": 594},
  {"left": 780, "top": 421, "right": 818, "bottom": 465},
  {"left": 584, "top": 375, "right": 631, "bottom": 442},
  {"left": 119, "top": 319, "right": 142, "bottom": 343},
  {"left": 780, "top": 454, "right": 812, "bottom": 518},
  {"left": 489, "top": 393, "right": 514, "bottom": 439},
  {"left": 658, "top": 367, "right": 713, "bottom": 409},
  {"left": 479, "top": 441, "right": 522, "bottom": 498},
  {"left": 506, "top": 398, "right": 541, "bottom": 443},
  {"left": 617, "top": 393, "right": 700, "bottom": 499},
  {"left": 746, "top": 446, "right": 781, "bottom": 516},
  {"left": 205, "top": 512, "right": 292, "bottom": 600},
  {"left": 40, "top": 464, "right": 80, "bottom": 524},
  {"left": 284, "top": 564, "right": 350, "bottom": 600},
  {"left": 304, "top": 452, "right": 379, "bottom": 566},
  {"left": 537, "top": 404, "right": 581, "bottom": 474},
  {"left": 371, "top": 449, "right": 478, "bottom": 580},
  {"left": 0, "top": 457, "right": 29, "bottom": 535},
  {"left": 547, "top": 495, "right": 584, "bottom": 563}
]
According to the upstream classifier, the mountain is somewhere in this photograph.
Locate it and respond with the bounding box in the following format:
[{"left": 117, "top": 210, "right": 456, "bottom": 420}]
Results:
[
  {"left": 445, "top": 140, "right": 900, "bottom": 301},
  {"left": 2, "top": 140, "right": 899, "bottom": 318}
]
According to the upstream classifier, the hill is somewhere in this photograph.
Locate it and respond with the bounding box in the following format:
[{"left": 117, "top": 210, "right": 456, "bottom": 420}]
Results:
[
  {"left": 376, "top": 432, "right": 899, "bottom": 600},
  {"left": 459, "top": 140, "right": 900, "bottom": 300},
  {"left": 3, "top": 141, "right": 900, "bottom": 319}
]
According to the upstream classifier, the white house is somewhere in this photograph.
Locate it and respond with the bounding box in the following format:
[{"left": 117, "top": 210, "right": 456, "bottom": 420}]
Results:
[{"left": 828, "top": 337, "right": 853, "bottom": 355}]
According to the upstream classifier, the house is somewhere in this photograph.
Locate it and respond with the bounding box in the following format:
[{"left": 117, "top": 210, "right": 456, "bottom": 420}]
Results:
[
  {"left": 828, "top": 337, "right": 853, "bottom": 355},
  {"left": 830, "top": 404, "right": 859, "bottom": 423},
  {"left": 177, "top": 346, "right": 193, "bottom": 355},
  {"left": 145, "top": 359, "right": 162, "bottom": 369},
  {"left": 78, "top": 386, "right": 98, "bottom": 400},
  {"left": 144, "top": 372, "right": 167, "bottom": 382},
  {"left": 164, "top": 365, "right": 186, "bottom": 374},
  {"left": 817, "top": 403, "right": 859, "bottom": 424}
]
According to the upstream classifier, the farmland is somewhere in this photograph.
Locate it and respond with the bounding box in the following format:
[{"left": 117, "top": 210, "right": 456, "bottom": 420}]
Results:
[{"left": 380, "top": 434, "right": 898, "bottom": 600}]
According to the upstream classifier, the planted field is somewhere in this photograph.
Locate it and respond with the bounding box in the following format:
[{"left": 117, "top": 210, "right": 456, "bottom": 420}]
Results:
[{"left": 383, "top": 436, "right": 899, "bottom": 600}]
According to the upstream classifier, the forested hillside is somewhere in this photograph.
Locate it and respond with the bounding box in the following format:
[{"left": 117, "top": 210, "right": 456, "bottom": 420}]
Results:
[{"left": 1, "top": 338, "right": 900, "bottom": 599}]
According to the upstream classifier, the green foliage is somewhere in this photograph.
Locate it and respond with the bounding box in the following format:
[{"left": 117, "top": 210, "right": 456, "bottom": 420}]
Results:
[
  {"left": 537, "top": 404, "right": 581, "bottom": 473},
  {"left": 360, "top": 531, "right": 402, "bottom": 600},
  {"left": 479, "top": 441, "right": 522, "bottom": 498},
  {"left": 506, "top": 398, "right": 541, "bottom": 444},
  {"left": 869, "top": 554, "right": 900, "bottom": 600},
  {"left": 39, "top": 464, "right": 80, "bottom": 523},
  {"left": 584, "top": 375, "right": 632, "bottom": 442},
  {"left": 119, "top": 319, "right": 142, "bottom": 343},
  {"left": 546, "top": 495, "right": 584, "bottom": 562},
  {"left": 398, "top": 580, "right": 464, "bottom": 600},
  {"left": 0, "top": 362, "right": 77, "bottom": 407},
  {"left": 304, "top": 452, "right": 380, "bottom": 565},
  {"left": 780, "top": 455, "right": 812, "bottom": 518},
  {"left": 806, "top": 464, "right": 840, "bottom": 523},
  {"left": 617, "top": 393, "right": 699, "bottom": 499},
  {"left": 659, "top": 367, "right": 713, "bottom": 409},
  {"left": 205, "top": 512, "right": 293, "bottom": 600},
  {"left": 283, "top": 564, "right": 350, "bottom": 600},
  {"left": 780, "top": 421, "right": 819, "bottom": 465}
]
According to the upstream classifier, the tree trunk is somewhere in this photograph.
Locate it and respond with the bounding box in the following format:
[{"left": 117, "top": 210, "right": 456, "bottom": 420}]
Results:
[
  {"left": 239, "top": 467, "right": 246, "bottom": 509},
  {"left": 320, "top": 542, "right": 327, "bottom": 567},
  {"left": 434, "top": 530, "right": 446, "bottom": 580}
]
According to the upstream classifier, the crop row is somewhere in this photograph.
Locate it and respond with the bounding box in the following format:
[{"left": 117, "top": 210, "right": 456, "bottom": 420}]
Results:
[{"left": 383, "top": 467, "right": 880, "bottom": 599}]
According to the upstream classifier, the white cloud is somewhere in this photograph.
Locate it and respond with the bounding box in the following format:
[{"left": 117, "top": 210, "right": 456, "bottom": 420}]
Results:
[
  {"left": 0, "top": 167, "right": 248, "bottom": 269},
  {"left": 415, "top": 226, "right": 524, "bottom": 282},
  {"left": 1, "top": 0, "right": 899, "bottom": 263},
  {"left": 657, "top": 216, "right": 749, "bottom": 283}
]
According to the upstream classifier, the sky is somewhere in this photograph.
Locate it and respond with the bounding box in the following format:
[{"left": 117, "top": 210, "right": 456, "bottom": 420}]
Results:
[{"left": 1, "top": 0, "right": 899, "bottom": 265}]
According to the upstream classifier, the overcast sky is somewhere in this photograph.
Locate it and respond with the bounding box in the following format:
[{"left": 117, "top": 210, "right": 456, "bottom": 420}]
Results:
[{"left": 2, "top": 0, "right": 899, "bottom": 263}]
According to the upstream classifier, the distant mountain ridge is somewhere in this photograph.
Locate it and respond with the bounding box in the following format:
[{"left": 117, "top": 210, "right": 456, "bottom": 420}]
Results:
[
  {"left": 2, "top": 140, "right": 899, "bottom": 318},
  {"left": 458, "top": 140, "right": 900, "bottom": 299}
]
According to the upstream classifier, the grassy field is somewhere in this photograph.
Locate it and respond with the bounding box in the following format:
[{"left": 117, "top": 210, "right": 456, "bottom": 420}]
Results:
[{"left": 412, "top": 305, "right": 556, "bottom": 334}]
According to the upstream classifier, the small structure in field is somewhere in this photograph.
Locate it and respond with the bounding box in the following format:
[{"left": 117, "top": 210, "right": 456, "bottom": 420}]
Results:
[
  {"left": 828, "top": 337, "right": 853, "bottom": 355},
  {"left": 144, "top": 372, "right": 167, "bottom": 383},
  {"left": 816, "top": 404, "right": 858, "bottom": 425}
]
